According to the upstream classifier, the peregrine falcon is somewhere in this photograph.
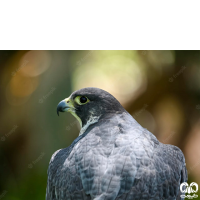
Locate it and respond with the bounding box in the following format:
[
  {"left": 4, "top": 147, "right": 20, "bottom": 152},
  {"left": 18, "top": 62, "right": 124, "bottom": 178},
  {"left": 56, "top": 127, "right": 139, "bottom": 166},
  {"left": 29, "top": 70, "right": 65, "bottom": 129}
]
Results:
[{"left": 46, "top": 87, "right": 187, "bottom": 200}]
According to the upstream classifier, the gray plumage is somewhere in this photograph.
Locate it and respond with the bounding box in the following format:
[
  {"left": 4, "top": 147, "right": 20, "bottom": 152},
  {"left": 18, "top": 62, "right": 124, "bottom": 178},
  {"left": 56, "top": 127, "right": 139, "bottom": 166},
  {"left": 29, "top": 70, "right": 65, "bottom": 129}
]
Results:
[{"left": 46, "top": 87, "right": 187, "bottom": 200}]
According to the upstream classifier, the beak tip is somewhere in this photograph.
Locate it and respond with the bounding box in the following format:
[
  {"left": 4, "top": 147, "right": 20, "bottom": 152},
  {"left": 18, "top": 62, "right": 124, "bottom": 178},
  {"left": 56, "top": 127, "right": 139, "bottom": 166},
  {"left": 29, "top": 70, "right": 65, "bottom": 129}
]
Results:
[
  {"left": 57, "top": 105, "right": 60, "bottom": 116},
  {"left": 57, "top": 99, "right": 70, "bottom": 116},
  {"left": 57, "top": 100, "right": 66, "bottom": 116}
]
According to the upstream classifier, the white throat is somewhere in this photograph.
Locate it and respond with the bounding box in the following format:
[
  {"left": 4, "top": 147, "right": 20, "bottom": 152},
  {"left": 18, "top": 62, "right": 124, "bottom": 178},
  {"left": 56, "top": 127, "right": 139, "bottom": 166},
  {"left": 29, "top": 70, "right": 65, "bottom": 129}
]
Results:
[{"left": 79, "top": 116, "right": 100, "bottom": 135}]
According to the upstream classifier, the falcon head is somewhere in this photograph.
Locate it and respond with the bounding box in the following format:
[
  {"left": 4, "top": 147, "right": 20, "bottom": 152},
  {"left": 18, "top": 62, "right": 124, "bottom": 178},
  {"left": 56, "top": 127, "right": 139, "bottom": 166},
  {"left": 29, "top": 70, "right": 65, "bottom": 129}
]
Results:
[{"left": 57, "top": 87, "right": 124, "bottom": 128}]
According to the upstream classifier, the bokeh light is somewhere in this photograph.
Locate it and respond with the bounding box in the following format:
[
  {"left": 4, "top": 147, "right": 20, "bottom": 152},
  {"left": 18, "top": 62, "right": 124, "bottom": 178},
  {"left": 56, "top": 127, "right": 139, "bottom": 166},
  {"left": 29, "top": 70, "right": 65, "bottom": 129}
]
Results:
[{"left": 72, "top": 53, "right": 147, "bottom": 105}]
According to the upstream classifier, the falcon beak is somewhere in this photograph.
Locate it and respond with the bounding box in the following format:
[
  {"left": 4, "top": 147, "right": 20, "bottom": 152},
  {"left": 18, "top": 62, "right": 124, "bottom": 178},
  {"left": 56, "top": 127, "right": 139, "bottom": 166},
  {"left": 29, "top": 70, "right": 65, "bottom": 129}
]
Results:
[{"left": 57, "top": 97, "right": 75, "bottom": 116}]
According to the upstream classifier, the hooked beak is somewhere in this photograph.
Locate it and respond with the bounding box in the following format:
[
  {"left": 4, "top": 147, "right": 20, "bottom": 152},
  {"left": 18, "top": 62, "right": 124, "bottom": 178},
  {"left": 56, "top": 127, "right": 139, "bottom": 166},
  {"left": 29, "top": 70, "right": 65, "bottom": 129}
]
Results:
[{"left": 57, "top": 97, "right": 74, "bottom": 116}]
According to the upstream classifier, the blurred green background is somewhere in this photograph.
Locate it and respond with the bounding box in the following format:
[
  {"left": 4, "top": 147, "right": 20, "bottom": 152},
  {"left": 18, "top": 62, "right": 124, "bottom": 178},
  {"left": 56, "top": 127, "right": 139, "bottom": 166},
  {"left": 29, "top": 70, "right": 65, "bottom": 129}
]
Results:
[{"left": 0, "top": 50, "right": 200, "bottom": 199}]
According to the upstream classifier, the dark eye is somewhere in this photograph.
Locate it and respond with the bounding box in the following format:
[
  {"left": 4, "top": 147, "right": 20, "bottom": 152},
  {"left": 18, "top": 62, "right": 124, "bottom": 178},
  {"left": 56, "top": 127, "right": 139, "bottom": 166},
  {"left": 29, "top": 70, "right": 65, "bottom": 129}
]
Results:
[{"left": 80, "top": 96, "right": 87, "bottom": 103}]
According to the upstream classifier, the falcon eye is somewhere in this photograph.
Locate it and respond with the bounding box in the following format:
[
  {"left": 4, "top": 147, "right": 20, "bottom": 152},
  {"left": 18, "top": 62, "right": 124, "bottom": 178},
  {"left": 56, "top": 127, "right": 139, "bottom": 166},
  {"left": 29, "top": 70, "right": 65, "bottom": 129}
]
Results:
[
  {"left": 80, "top": 96, "right": 87, "bottom": 103},
  {"left": 74, "top": 96, "right": 90, "bottom": 105}
]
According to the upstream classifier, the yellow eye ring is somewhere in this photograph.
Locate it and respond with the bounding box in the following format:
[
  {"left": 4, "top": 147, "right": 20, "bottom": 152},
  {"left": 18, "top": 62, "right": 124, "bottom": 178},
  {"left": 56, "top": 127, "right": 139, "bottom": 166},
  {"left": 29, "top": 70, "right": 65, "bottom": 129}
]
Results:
[{"left": 74, "top": 96, "right": 90, "bottom": 105}]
